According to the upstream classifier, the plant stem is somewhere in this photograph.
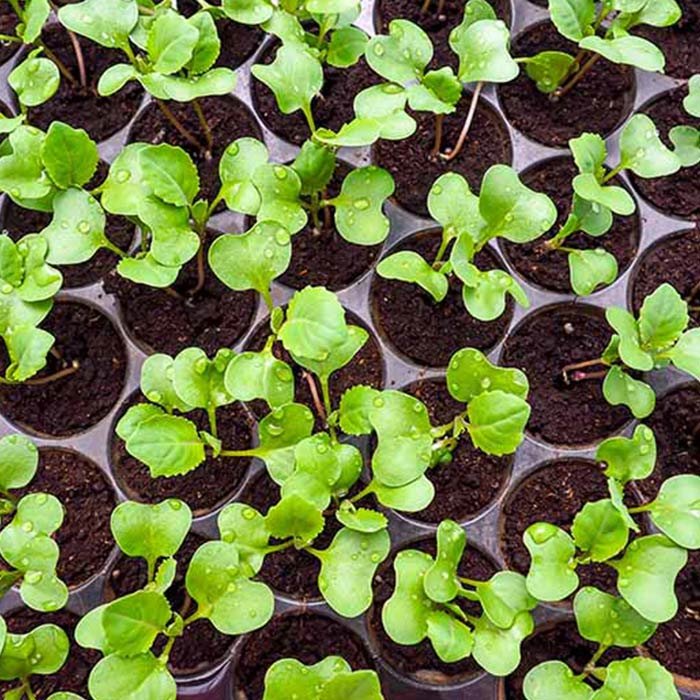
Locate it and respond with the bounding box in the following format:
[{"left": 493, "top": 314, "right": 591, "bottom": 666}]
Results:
[
  {"left": 264, "top": 539, "right": 296, "bottom": 554},
  {"left": 601, "top": 162, "right": 625, "bottom": 184},
  {"left": 66, "top": 28, "right": 87, "bottom": 88},
  {"left": 432, "top": 231, "right": 451, "bottom": 268},
  {"left": 261, "top": 286, "right": 275, "bottom": 314},
  {"left": 156, "top": 99, "right": 206, "bottom": 152},
  {"left": 158, "top": 636, "right": 176, "bottom": 664},
  {"left": 440, "top": 82, "right": 484, "bottom": 162},
  {"left": 349, "top": 484, "right": 373, "bottom": 503},
  {"left": 627, "top": 503, "right": 652, "bottom": 514},
  {"left": 189, "top": 240, "right": 206, "bottom": 296},
  {"left": 320, "top": 375, "right": 337, "bottom": 440},
  {"left": 561, "top": 358, "right": 607, "bottom": 385},
  {"left": 207, "top": 404, "right": 218, "bottom": 439},
  {"left": 303, "top": 371, "right": 327, "bottom": 422},
  {"left": 192, "top": 99, "right": 213, "bottom": 155},
  {"left": 23, "top": 362, "right": 79, "bottom": 386},
  {"left": 458, "top": 576, "right": 484, "bottom": 588},
  {"left": 584, "top": 644, "right": 609, "bottom": 676},
  {"left": 554, "top": 53, "right": 601, "bottom": 100},
  {"left": 420, "top": 0, "right": 432, "bottom": 13},
  {"left": 430, "top": 114, "right": 444, "bottom": 158},
  {"left": 147, "top": 558, "right": 155, "bottom": 583},
  {"left": 0, "top": 34, "right": 21, "bottom": 44},
  {"left": 103, "top": 239, "right": 127, "bottom": 258},
  {"left": 24, "top": 682, "right": 37, "bottom": 700},
  {"left": 302, "top": 104, "right": 317, "bottom": 135}
]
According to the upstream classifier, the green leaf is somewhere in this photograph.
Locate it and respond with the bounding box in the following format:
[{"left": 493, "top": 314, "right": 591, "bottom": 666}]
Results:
[
  {"left": 353, "top": 84, "right": 416, "bottom": 140},
  {"left": 118, "top": 253, "right": 176, "bottom": 289},
  {"left": 252, "top": 43, "right": 323, "bottom": 116},
  {"left": 58, "top": 0, "right": 138, "bottom": 49},
  {"left": 187, "top": 12, "right": 220, "bottom": 74},
  {"left": 19, "top": 0, "right": 50, "bottom": 44},
  {"left": 0, "top": 624, "right": 69, "bottom": 679},
  {"left": 602, "top": 367, "right": 656, "bottom": 419},
  {"left": 638, "top": 283, "right": 688, "bottom": 349},
  {"left": 472, "top": 611, "right": 533, "bottom": 677},
  {"left": 0, "top": 126, "right": 54, "bottom": 202},
  {"left": 365, "top": 20, "right": 432, "bottom": 84},
  {"left": 597, "top": 424, "right": 656, "bottom": 483},
  {"left": 428, "top": 172, "right": 481, "bottom": 241},
  {"left": 525, "top": 51, "right": 576, "bottom": 93},
  {"left": 382, "top": 550, "right": 435, "bottom": 644},
  {"left": 376, "top": 251, "right": 448, "bottom": 303},
  {"left": 141, "top": 69, "right": 237, "bottom": 101},
  {"left": 313, "top": 120, "right": 382, "bottom": 149},
  {"left": 338, "top": 385, "right": 379, "bottom": 435},
  {"left": 524, "top": 661, "right": 594, "bottom": 700},
  {"left": 172, "top": 347, "right": 234, "bottom": 410},
  {"left": 88, "top": 653, "right": 176, "bottom": 700},
  {"left": 208, "top": 221, "right": 291, "bottom": 297},
  {"left": 335, "top": 504, "right": 387, "bottom": 533},
  {"left": 669, "top": 125, "right": 700, "bottom": 168},
  {"left": 591, "top": 657, "right": 680, "bottom": 700},
  {"left": 140, "top": 353, "right": 193, "bottom": 412},
  {"left": 327, "top": 26, "right": 368, "bottom": 68},
  {"left": 423, "top": 520, "right": 466, "bottom": 603},
  {"left": 40, "top": 122, "right": 98, "bottom": 189},
  {"left": 571, "top": 132, "right": 607, "bottom": 176},
  {"left": 291, "top": 141, "right": 336, "bottom": 195},
  {"left": 186, "top": 540, "right": 274, "bottom": 634},
  {"left": 684, "top": 75, "right": 700, "bottom": 117},
  {"left": 572, "top": 499, "right": 629, "bottom": 561},
  {"left": 126, "top": 414, "right": 205, "bottom": 477},
  {"left": 574, "top": 587, "right": 657, "bottom": 647},
  {"left": 218, "top": 137, "right": 268, "bottom": 215},
  {"left": 573, "top": 173, "right": 636, "bottom": 216},
  {"left": 569, "top": 248, "right": 618, "bottom": 296},
  {"left": 450, "top": 19, "right": 519, "bottom": 83},
  {"left": 252, "top": 163, "right": 306, "bottom": 233},
  {"left": 0, "top": 435, "right": 38, "bottom": 491},
  {"left": 425, "top": 610, "right": 474, "bottom": 663},
  {"left": 265, "top": 494, "right": 324, "bottom": 543},
  {"left": 225, "top": 350, "right": 294, "bottom": 409},
  {"left": 407, "top": 67, "right": 461, "bottom": 114},
  {"left": 217, "top": 503, "right": 270, "bottom": 577},
  {"left": 549, "top": 0, "right": 596, "bottom": 41},
  {"left": 8, "top": 53, "right": 60, "bottom": 108},
  {"left": 371, "top": 475, "right": 435, "bottom": 512},
  {"left": 110, "top": 499, "right": 192, "bottom": 569},
  {"left": 611, "top": 534, "right": 687, "bottom": 623},
  {"left": 221, "top": 0, "right": 273, "bottom": 24},
  {"left": 331, "top": 167, "right": 394, "bottom": 245},
  {"left": 581, "top": 33, "right": 666, "bottom": 71},
  {"left": 458, "top": 265, "right": 529, "bottom": 322},
  {"left": 316, "top": 528, "right": 390, "bottom": 617},
  {"left": 606, "top": 307, "right": 653, "bottom": 370},
  {"left": 102, "top": 590, "right": 171, "bottom": 655},
  {"left": 669, "top": 328, "right": 700, "bottom": 380},
  {"left": 98, "top": 63, "right": 136, "bottom": 96},
  {"left": 447, "top": 347, "right": 529, "bottom": 403},
  {"left": 648, "top": 475, "right": 700, "bottom": 548},
  {"left": 147, "top": 10, "right": 199, "bottom": 74},
  {"left": 524, "top": 523, "right": 578, "bottom": 601},
  {"left": 466, "top": 390, "right": 530, "bottom": 456},
  {"left": 140, "top": 144, "right": 199, "bottom": 207},
  {"left": 619, "top": 113, "right": 681, "bottom": 178},
  {"left": 477, "top": 572, "right": 537, "bottom": 629},
  {"left": 3, "top": 325, "right": 54, "bottom": 383}
]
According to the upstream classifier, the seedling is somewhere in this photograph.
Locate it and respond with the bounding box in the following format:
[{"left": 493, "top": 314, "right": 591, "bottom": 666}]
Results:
[
  {"left": 363, "top": 0, "right": 518, "bottom": 160},
  {"left": 561, "top": 283, "right": 700, "bottom": 418},
  {"left": 377, "top": 165, "right": 557, "bottom": 321},
  {"left": 0, "top": 434, "right": 68, "bottom": 612},
  {"left": 382, "top": 519, "right": 537, "bottom": 676},
  {"left": 0, "top": 615, "right": 79, "bottom": 700},
  {"left": 59, "top": 0, "right": 237, "bottom": 155},
  {"left": 523, "top": 424, "right": 700, "bottom": 624},
  {"left": 521, "top": 0, "right": 681, "bottom": 99},
  {"left": 262, "top": 657, "right": 384, "bottom": 700},
  {"left": 542, "top": 114, "right": 681, "bottom": 295},
  {"left": 669, "top": 74, "right": 700, "bottom": 172}
]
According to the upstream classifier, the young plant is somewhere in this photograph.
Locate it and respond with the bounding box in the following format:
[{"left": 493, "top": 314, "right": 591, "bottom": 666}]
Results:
[
  {"left": 382, "top": 519, "right": 537, "bottom": 676},
  {"left": 76, "top": 498, "right": 273, "bottom": 700},
  {"left": 0, "top": 615, "right": 80, "bottom": 700},
  {"left": 262, "top": 657, "right": 384, "bottom": 700},
  {"left": 521, "top": 0, "right": 681, "bottom": 99},
  {"left": 211, "top": 137, "right": 394, "bottom": 269},
  {"left": 0, "top": 434, "right": 68, "bottom": 612},
  {"left": 362, "top": 0, "right": 519, "bottom": 160},
  {"left": 561, "top": 283, "right": 700, "bottom": 418},
  {"left": 377, "top": 165, "right": 557, "bottom": 321},
  {"left": 523, "top": 424, "right": 700, "bottom": 624},
  {"left": 669, "top": 74, "right": 700, "bottom": 169},
  {"left": 58, "top": 0, "right": 236, "bottom": 155},
  {"left": 542, "top": 114, "right": 681, "bottom": 295}
]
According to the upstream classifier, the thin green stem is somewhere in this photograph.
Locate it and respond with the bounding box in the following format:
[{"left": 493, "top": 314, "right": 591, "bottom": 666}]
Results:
[
  {"left": 432, "top": 231, "right": 451, "bottom": 268},
  {"left": 0, "top": 34, "right": 21, "bottom": 44},
  {"left": 103, "top": 239, "right": 127, "bottom": 258},
  {"left": 440, "top": 81, "right": 484, "bottom": 162},
  {"left": 627, "top": 503, "right": 653, "bottom": 514},
  {"left": 147, "top": 558, "right": 156, "bottom": 583},
  {"left": 220, "top": 447, "right": 260, "bottom": 458},
  {"left": 158, "top": 636, "right": 176, "bottom": 664},
  {"left": 207, "top": 405, "right": 218, "bottom": 439},
  {"left": 302, "top": 104, "right": 317, "bottom": 135},
  {"left": 601, "top": 162, "right": 626, "bottom": 184},
  {"left": 7, "top": 0, "right": 21, "bottom": 17},
  {"left": 192, "top": 99, "right": 213, "bottom": 153},
  {"left": 261, "top": 287, "right": 275, "bottom": 314},
  {"left": 458, "top": 576, "right": 484, "bottom": 588},
  {"left": 264, "top": 539, "right": 296, "bottom": 554},
  {"left": 349, "top": 484, "right": 374, "bottom": 503}
]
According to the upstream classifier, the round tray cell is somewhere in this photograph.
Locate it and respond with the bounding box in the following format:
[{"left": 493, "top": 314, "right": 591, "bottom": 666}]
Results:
[
  {"left": 104, "top": 230, "right": 258, "bottom": 357},
  {"left": 374, "top": 93, "right": 513, "bottom": 217},
  {"left": 110, "top": 391, "right": 255, "bottom": 517},
  {"left": 23, "top": 23, "right": 143, "bottom": 142},
  {"left": 501, "top": 157, "right": 641, "bottom": 294},
  {"left": 371, "top": 229, "right": 513, "bottom": 368},
  {"left": 500, "top": 303, "right": 631, "bottom": 447},
  {"left": 0, "top": 300, "right": 128, "bottom": 438},
  {"left": 630, "top": 87, "right": 700, "bottom": 220},
  {"left": 498, "top": 22, "right": 635, "bottom": 148}
]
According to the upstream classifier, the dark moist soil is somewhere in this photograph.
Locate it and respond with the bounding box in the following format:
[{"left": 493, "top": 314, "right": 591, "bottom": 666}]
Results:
[
  {"left": 276, "top": 162, "right": 383, "bottom": 291},
  {"left": 245, "top": 310, "right": 385, "bottom": 430},
  {"left": 1, "top": 161, "right": 134, "bottom": 288},
  {"left": 504, "top": 620, "right": 633, "bottom": 699},
  {"left": 234, "top": 611, "right": 375, "bottom": 700},
  {"left": 630, "top": 228, "right": 700, "bottom": 329},
  {"left": 500, "top": 459, "right": 640, "bottom": 597},
  {"left": 103, "top": 230, "right": 257, "bottom": 356},
  {"left": 631, "top": 87, "right": 700, "bottom": 220},
  {"left": 501, "top": 157, "right": 641, "bottom": 294},
  {"left": 498, "top": 22, "right": 635, "bottom": 148},
  {"left": 21, "top": 449, "right": 116, "bottom": 587},
  {"left": 500, "top": 304, "right": 631, "bottom": 447},
  {"left": 252, "top": 40, "right": 378, "bottom": 146},
  {"left": 645, "top": 550, "right": 700, "bottom": 682},
  {"left": 368, "top": 537, "right": 497, "bottom": 685},
  {"left": 25, "top": 24, "right": 143, "bottom": 142},
  {"left": 374, "top": 93, "right": 513, "bottom": 217},
  {"left": 640, "top": 383, "right": 700, "bottom": 501},
  {"left": 401, "top": 379, "right": 511, "bottom": 523},
  {"left": 110, "top": 391, "right": 255, "bottom": 516},
  {"left": 371, "top": 230, "right": 513, "bottom": 368},
  {"left": 0, "top": 608, "right": 98, "bottom": 698},
  {"left": 636, "top": 0, "right": 700, "bottom": 79},
  {"left": 374, "top": 0, "right": 512, "bottom": 70},
  {"left": 178, "top": 0, "right": 263, "bottom": 68},
  {"left": 0, "top": 301, "right": 127, "bottom": 438},
  {"left": 128, "top": 95, "right": 262, "bottom": 205},
  {"left": 106, "top": 531, "right": 234, "bottom": 677},
  {"left": 0, "top": 4, "right": 19, "bottom": 65}
]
